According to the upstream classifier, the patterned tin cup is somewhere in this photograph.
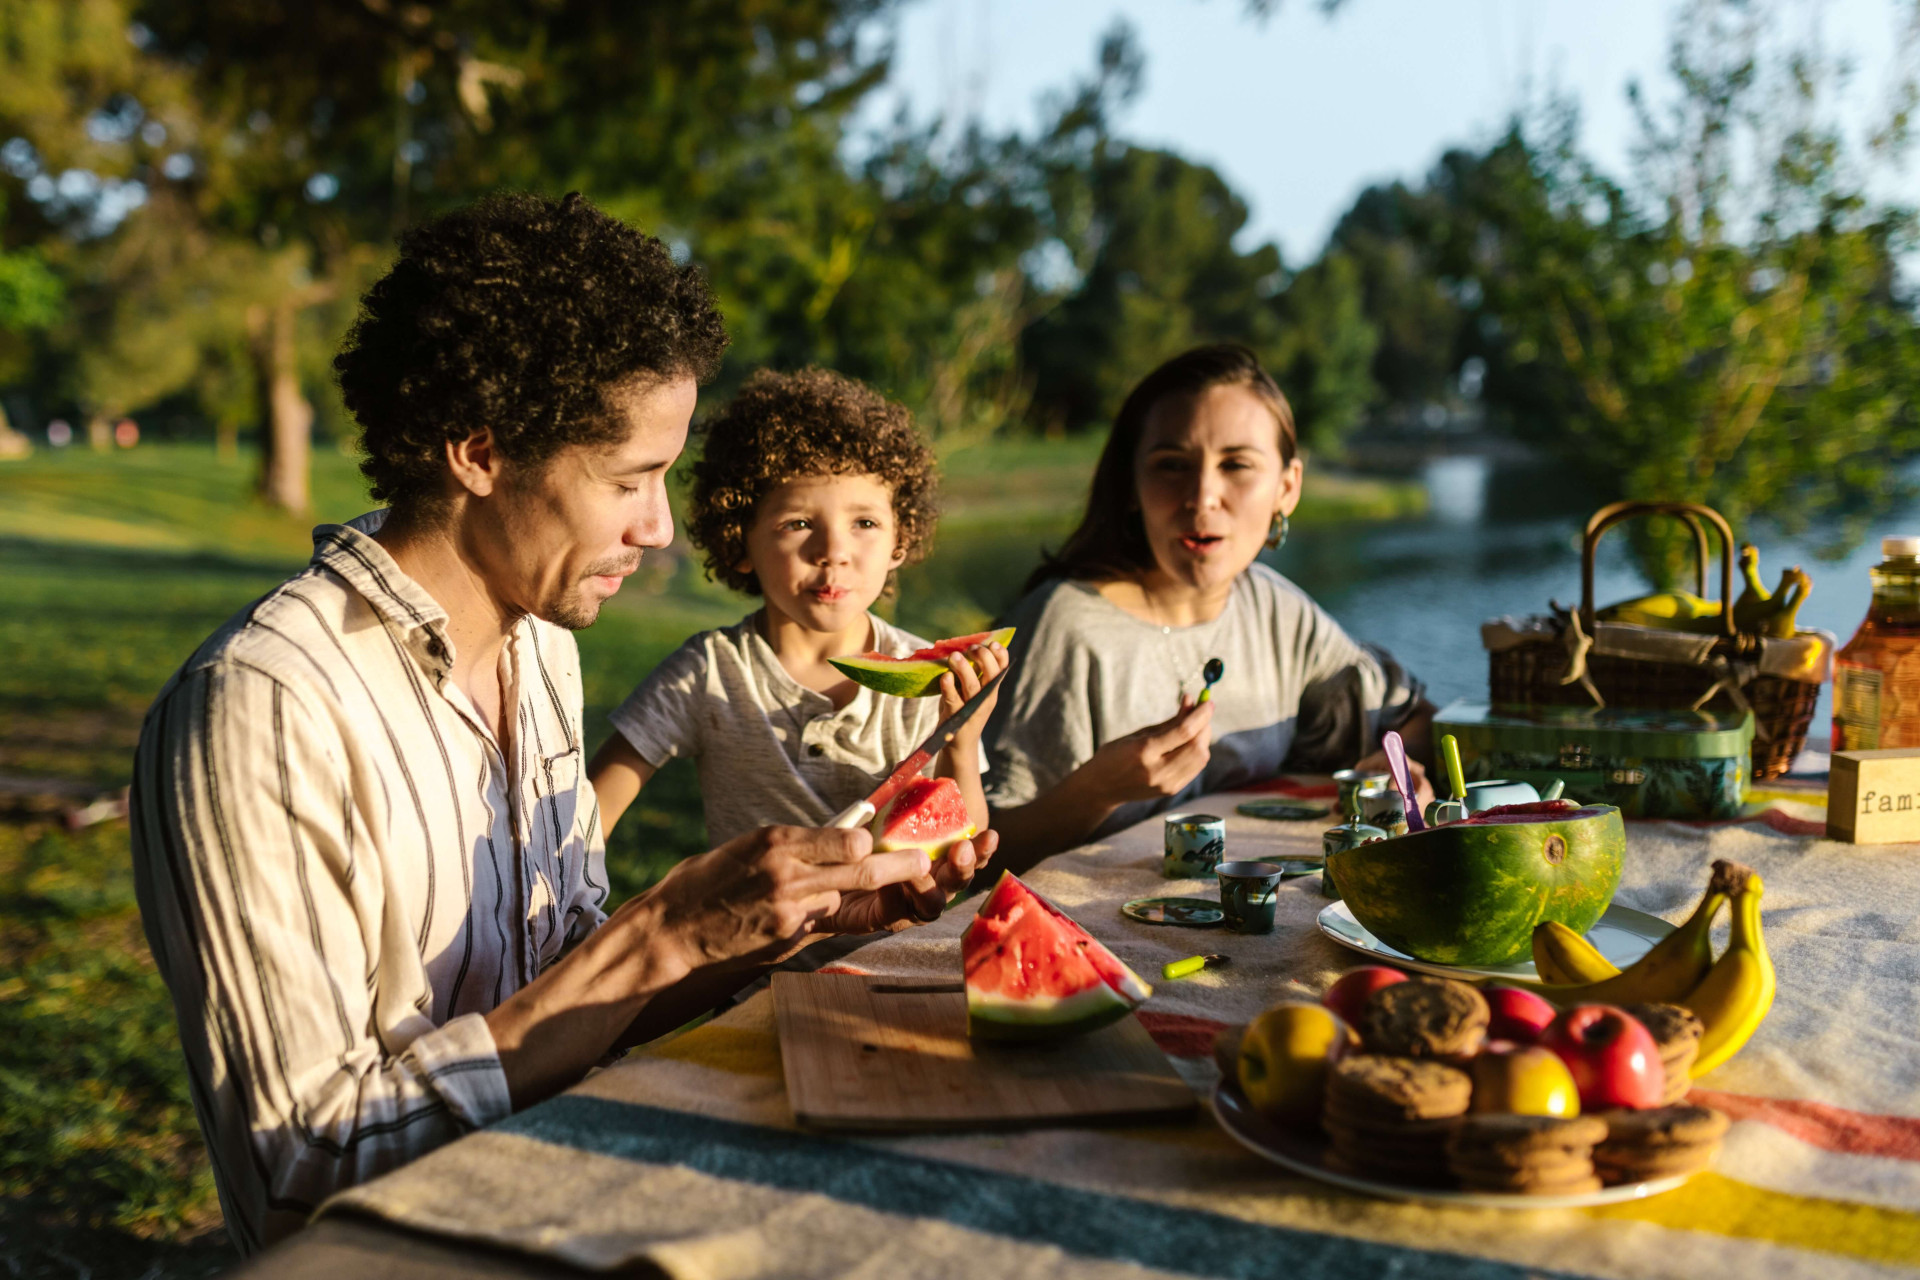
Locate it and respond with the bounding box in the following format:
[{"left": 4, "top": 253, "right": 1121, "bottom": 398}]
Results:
[
  {"left": 1333, "top": 770, "right": 1391, "bottom": 821},
  {"left": 1359, "top": 785, "right": 1409, "bottom": 838},
  {"left": 1217, "top": 860, "right": 1284, "bottom": 934},
  {"left": 1163, "top": 812, "right": 1227, "bottom": 878}
]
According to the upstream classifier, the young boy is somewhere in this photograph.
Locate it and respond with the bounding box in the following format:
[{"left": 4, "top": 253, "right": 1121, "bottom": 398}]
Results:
[{"left": 588, "top": 368, "right": 1006, "bottom": 850}]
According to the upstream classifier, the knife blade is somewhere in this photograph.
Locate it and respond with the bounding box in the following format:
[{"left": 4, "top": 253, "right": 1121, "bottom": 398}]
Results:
[{"left": 828, "top": 666, "right": 1008, "bottom": 830}]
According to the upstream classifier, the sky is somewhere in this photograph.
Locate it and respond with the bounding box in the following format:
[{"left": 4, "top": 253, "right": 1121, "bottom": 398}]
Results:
[{"left": 862, "top": 0, "right": 1920, "bottom": 264}]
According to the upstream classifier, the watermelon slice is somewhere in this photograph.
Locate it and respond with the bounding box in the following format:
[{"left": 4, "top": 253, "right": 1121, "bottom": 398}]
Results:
[
  {"left": 829, "top": 627, "right": 1016, "bottom": 698},
  {"left": 871, "top": 776, "right": 976, "bottom": 861},
  {"left": 962, "top": 871, "right": 1152, "bottom": 1041}
]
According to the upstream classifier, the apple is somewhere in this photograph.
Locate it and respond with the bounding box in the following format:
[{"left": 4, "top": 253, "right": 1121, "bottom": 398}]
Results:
[
  {"left": 1470, "top": 1042, "right": 1581, "bottom": 1116},
  {"left": 1482, "top": 984, "right": 1558, "bottom": 1044},
  {"left": 1238, "top": 1001, "right": 1360, "bottom": 1124},
  {"left": 1540, "top": 1004, "right": 1665, "bottom": 1110},
  {"left": 1322, "top": 965, "right": 1409, "bottom": 1030}
]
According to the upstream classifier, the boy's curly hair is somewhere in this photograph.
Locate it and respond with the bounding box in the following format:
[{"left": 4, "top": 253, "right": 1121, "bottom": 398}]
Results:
[
  {"left": 689, "top": 369, "right": 938, "bottom": 595},
  {"left": 334, "top": 191, "right": 729, "bottom": 513}
]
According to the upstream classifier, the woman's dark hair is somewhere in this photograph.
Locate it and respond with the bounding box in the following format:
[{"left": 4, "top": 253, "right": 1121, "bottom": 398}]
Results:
[
  {"left": 687, "top": 368, "right": 939, "bottom": 596},
  {"left": 1024, "top": 343, "right": 1297, "bottom": 592},
  {"left": 335, "top": 191, "right": 729, "bottom": 514}
]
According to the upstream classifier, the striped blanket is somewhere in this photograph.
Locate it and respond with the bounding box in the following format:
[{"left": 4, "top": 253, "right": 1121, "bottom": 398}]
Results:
[{"left": 323, "top": 789, "right": 1920, "bottom": 1279}]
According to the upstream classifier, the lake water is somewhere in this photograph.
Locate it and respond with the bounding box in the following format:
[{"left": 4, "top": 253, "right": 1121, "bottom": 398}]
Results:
[{"left": 1264, "top": 457, "right": 1906, "bottom": 742}]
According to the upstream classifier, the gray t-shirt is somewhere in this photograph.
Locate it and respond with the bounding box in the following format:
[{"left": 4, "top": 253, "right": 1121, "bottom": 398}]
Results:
[
  {"left": 609, "top": 613, "right": 961, "bottom": 846},
  {"left": 983, "top": 564, "right": 1424, "bottom": 837}
]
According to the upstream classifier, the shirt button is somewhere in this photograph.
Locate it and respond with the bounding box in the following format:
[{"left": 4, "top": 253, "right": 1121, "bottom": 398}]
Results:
[{"left": 807, "top": 744, "right": 825, "bottom": 757}]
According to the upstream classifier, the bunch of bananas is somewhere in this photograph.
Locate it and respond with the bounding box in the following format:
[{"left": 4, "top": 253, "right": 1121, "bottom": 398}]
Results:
[{"left": 1520, "top": 859, "right": 1774, "bottom": 1077}]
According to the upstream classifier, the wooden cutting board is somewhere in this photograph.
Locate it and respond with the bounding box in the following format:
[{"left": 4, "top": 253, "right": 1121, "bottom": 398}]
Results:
[{"left": 771, "top": 971, "right": 1196, "bottom": 1132}]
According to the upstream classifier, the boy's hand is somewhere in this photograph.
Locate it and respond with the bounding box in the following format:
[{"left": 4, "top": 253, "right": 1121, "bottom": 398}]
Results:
[{"left": 936, "top": 640, "right": 1009, "bottom": 746}]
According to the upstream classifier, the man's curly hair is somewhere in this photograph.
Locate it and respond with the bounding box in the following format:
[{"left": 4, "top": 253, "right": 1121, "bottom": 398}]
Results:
[
  {"left": 689, "top": 369, "right": 939, "bottom": 596},
  {"left": 334, "top": 191, "right": 729, "bottom": 513}
]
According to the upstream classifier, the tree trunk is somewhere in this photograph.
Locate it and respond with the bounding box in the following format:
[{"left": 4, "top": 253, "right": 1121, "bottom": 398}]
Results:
[
  {"left": 216, "top": 418, "right": 239, "bottom": 463},
  {"left": 87, "top": 413, "right": 113, "bottom": 451},
  {"left": 248, "top": 299, "right": 313, "bottom": 514},
  {"left": 0, "top": 399, "right": 29, "bottom": 458}
]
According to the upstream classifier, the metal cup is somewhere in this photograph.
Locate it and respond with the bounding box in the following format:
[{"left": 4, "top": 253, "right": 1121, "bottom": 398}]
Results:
[
  {"left": 1423, "top": 797, "right": 1469, "bottom": 826},
  {"left": 1163, "top": 812, "right": 1226, "bottom": 878},
  {"left": 1359, "top": 785, "right": 1409, "bottom": 838},
  {"left": 1320, "top": 819, "right": 1385, "bottom": 899},
  {"left": 1217, "top": 860, "right": 1284, "bottom": 934},
  {"left": 1333, "top": 769, "right": 1391, "bottom": 821}
]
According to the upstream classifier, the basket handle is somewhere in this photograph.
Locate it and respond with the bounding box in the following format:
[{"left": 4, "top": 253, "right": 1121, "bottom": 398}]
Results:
[{"left": 1580, "top": 501, "right": 1736, "bottom": 639}]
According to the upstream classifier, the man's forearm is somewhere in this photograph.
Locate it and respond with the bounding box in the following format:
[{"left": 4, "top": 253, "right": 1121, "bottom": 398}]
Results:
[{"left": 484, "top": 893, "right": 690, "bottom": 1108}]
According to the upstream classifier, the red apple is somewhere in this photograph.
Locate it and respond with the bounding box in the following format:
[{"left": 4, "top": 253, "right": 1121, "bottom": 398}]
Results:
[
  {"left": 1322, "top": 965, "right": 1409, "bottom": 1030},
  {"left": 1482, "top": 984, "right": 1558, "bottom": 1044},
  {"left": 1540, "top": 1004, "right": 1664, "bottom": 1110}
]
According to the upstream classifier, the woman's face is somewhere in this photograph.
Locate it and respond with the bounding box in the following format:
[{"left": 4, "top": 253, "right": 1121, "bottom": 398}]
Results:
[{"left": 1132, "top": 383, "right": 1304, "bottom": 594}]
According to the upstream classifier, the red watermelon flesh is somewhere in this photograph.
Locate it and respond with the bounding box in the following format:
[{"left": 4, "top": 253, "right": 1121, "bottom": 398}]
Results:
[
  {"left": 962, "top": 871, "right": 1152, "bottom": 1041},
  {"left": 870, "top": 777, "right": 975, "bottom": 860},
  {"left": 905, "top": 630, "right": 1000, "bottom": 662}
]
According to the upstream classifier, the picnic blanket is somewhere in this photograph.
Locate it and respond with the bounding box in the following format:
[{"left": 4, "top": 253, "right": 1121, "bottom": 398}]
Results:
[{"left": 322, "top": 791, "right": 1920, "bottom": 1279}]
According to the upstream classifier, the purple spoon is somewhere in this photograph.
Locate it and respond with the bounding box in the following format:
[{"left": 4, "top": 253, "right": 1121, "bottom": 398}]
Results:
[{"left": 1382, "top": 729, "right": 1426, "bottom": 832}]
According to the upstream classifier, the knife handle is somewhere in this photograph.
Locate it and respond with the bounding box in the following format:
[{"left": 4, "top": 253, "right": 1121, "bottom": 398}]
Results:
[{"left": 828, "top": 800, "right": 876, "bottom": 831}]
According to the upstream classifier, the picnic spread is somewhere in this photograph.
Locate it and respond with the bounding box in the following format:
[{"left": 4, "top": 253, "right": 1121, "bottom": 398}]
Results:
[{"left": 307, "top": 780, "right": 1920, "bottom": 1280}]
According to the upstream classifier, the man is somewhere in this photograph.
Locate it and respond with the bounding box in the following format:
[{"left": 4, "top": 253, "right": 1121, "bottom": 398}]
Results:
[{"left": 130, "top": 192, "right": 995, "bottom": 1252}]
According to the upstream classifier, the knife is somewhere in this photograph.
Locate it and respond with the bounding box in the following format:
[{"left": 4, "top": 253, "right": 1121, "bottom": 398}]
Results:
[{"left": 828, "top": 667, "right": 1009, "bottom": 830}]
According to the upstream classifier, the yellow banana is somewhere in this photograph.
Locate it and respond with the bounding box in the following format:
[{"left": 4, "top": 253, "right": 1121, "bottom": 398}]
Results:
[
  {"left": 1681, "top": 865, "right": 1775, "bottom": 1077},
  {"left": 1514, "top": 862, "right": 1735, "bottom": 1006},
  {"left": 1532, "top": 920, "right": 1621, "bottom": 984}
]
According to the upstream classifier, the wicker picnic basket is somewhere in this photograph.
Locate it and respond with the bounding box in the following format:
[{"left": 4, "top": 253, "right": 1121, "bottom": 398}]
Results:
[{"left": 1485, "top": 501, "right": 1828, "bottom": 781}]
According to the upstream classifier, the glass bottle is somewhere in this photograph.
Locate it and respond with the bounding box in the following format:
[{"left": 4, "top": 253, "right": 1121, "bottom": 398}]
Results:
[{"left": 1832, "top": 536, "right": 1920, "bottom": 750}]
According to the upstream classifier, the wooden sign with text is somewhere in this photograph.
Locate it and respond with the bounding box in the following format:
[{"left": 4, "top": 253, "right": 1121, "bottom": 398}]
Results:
[{"left": 1828, "top": 749, "right": 1920, "bottom": 844}]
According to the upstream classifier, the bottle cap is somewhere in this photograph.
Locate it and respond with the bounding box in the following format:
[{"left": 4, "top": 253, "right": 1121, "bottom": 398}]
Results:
[{"left": 1884, "top": 536, "right": 1920, "bottom": 558}]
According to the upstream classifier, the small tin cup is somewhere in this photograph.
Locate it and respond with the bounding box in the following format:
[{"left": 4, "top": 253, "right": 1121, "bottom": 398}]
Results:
[
  {"left": 1360, "top": 785, "right": 1409, "bottom": 838},
  {"left": 1163, "top": 812, "right": 1226, "bottom": 878},
  {"left": 1216, "top": 860, "right": 1284, "bottom": 934},
  {"left": 1333, "top": 769, "right": 1391, "bottom": 821},
  {"left": 1320, "top": 819, "right": 1385, "bottom": 899}
]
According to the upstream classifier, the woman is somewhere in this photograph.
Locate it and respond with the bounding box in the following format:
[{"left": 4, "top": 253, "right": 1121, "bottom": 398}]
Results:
[{"left": 985, "top": 344, "right": 1434, "bottom": 866}]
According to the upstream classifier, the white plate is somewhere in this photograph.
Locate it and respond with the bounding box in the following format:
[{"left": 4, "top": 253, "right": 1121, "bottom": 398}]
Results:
[
  {"left": 1316, "top": 900, "right": 1674, "bottom": 981},
  {"left": 1211, "top": 1082, "right": 1693, "bottom": 1209}
]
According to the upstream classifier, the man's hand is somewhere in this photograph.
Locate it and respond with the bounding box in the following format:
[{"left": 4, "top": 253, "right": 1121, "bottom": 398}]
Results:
[
  {"left": 1078, "top": 698, "right": 1213, "bottom": 805},
  {"left": 645, "top": 824, "right": 934, "bottom": 972},
  {"left": 813, "top": 829, "right": 998, "bottom": 936}
]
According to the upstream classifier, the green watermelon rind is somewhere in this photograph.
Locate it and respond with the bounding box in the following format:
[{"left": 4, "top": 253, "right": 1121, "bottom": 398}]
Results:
[
  {"left": 1326, "top": 806, "right": 1626, "bottom": 967},
  {"left": 829, "top": 627, "right": 1016, "bottom": 697},
  {"left": 967, "top": 986, "right": 1133, "bottom": 1042}
]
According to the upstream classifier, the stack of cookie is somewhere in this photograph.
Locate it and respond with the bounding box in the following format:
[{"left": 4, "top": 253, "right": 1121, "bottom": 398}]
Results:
[
  {"left": 1593, "top": 1105, "right": 1730, "bottom": 1185},
  {"left": 1361, "top": 977, "right": 1490, "bottom": 1063},
  {"left": 1323, "top": 1055, "right": 1471, "bottom": 1186},
  {"left": 1446, "top": 1115, "right": 1607, "bottom": 1196},
  {"left": 1625, "top": 1002, "right": 1705, "bottom": 1103}
]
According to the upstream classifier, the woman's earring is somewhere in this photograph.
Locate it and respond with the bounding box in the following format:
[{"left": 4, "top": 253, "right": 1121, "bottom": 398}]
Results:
[{"left": 1266, "top": 513, "right": 1289, "bottom": 550}]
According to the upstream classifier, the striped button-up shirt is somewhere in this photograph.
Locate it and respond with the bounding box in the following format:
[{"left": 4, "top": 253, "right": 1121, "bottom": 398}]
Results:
[{"left": 130, "top": 514, "right": 609, "bottom": 1251}]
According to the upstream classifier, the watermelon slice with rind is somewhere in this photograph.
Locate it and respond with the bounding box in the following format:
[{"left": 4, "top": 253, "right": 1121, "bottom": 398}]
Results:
[
  {"left": 829, "top": 627, "right": 1016, "bottom": 698},
  {"left": 871, "top": 776, "right": 975, "bottom": 861},
  {"left": 962, "top": 871, "right": 1152, "bottom": 1041}
]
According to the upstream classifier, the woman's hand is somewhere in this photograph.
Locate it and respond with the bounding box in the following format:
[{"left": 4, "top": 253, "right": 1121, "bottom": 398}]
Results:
[
  {"left": 1078, "top": 697, "right": 1214, "bottom": 806},
  {"left": 1352, "top": 749, "right": 1435, "bottom": 811}
]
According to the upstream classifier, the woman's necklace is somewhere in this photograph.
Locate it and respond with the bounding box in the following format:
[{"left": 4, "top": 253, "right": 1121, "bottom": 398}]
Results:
[{"left": 1139, "top": 581, "right": 1208, "bottom": 701}]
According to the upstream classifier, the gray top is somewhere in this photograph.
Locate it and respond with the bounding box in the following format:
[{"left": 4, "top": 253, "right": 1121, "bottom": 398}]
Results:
[
  {"left": 983, "top": 564, "right": 1424, "bottom": 837},
  {"left": 609, "top": 613, "right": 974, "bottom": 846}
]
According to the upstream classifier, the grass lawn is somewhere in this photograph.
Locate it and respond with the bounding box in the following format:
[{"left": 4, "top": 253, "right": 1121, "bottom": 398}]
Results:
[{"left": 0, "top": 439, "right": 1422, "bottom": 1277}]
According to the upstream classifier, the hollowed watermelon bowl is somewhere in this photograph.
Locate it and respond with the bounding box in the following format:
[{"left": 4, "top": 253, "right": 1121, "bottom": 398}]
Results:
[{"left": 1324, "top": 800, "right": 1625, "bottom": 967}]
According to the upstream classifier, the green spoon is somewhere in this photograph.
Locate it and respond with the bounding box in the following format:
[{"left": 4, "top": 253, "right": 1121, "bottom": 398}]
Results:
[{"left": 1423, "top": 734, "right": 1470, "bottom": 826}]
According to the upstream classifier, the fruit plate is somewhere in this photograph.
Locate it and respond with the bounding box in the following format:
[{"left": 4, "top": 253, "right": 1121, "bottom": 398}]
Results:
[
  {"left": 1211, "top": 1082, "right": 1693, "bottom": 1209},
  {"left": 1316, "top": 900, "right": 1674, "bottom": 981}
]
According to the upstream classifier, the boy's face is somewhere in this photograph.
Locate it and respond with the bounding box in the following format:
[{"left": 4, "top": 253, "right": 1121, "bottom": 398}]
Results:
[{"left": 741, "top": 472, "right": 904, "bottom": 635}]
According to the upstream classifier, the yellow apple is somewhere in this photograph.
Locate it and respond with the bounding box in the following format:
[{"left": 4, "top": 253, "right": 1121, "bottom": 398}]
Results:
[
  {"left": 1470, "top": 1042, "right": 1581, "bottom": 1117},
  {"left": 1237, "top": 1001, "right": 1358, "bottom": 1124}
]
